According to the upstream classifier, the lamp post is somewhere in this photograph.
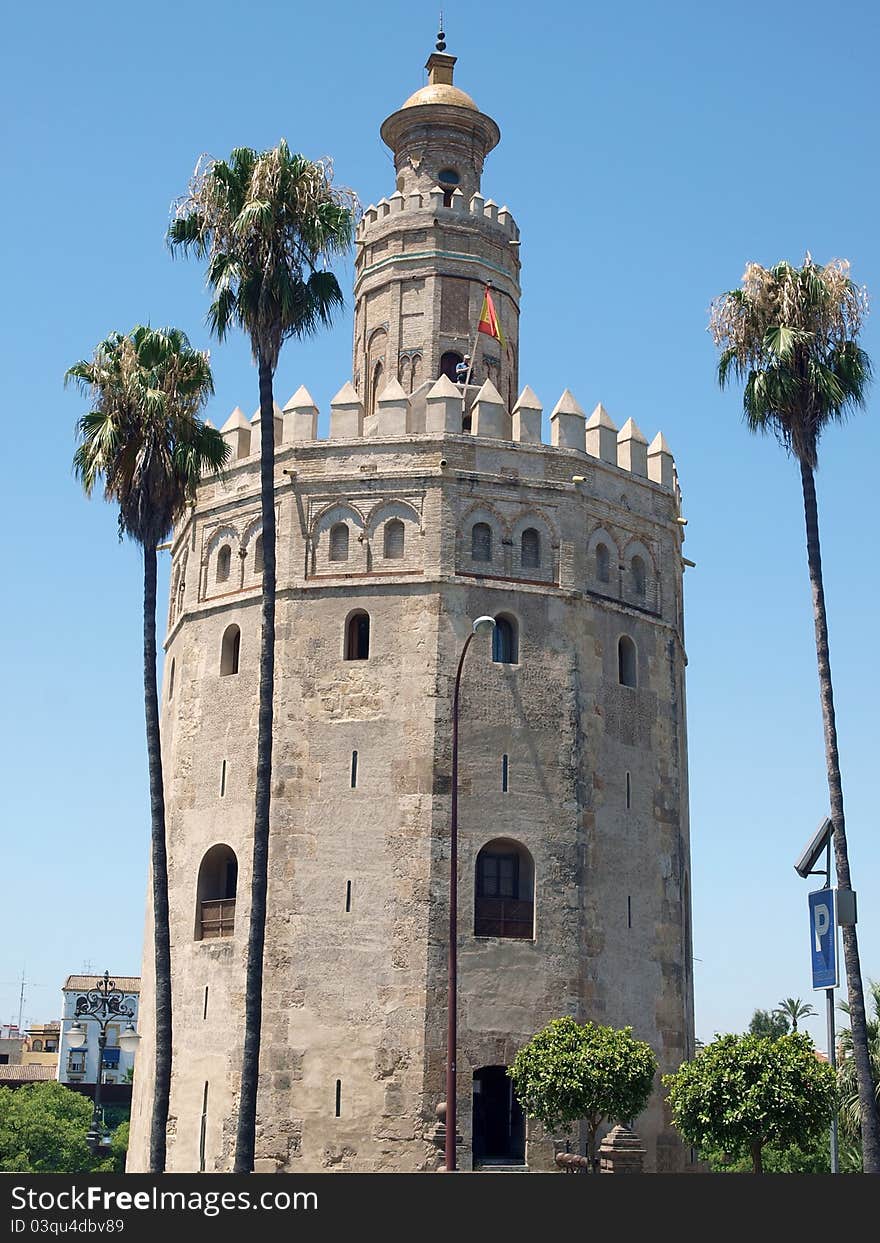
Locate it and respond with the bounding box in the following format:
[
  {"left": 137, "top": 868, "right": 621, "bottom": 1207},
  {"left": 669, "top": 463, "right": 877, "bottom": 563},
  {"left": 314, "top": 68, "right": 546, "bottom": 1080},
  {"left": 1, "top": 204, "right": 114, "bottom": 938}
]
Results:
[
  {"left": 445, "top": 615, "right": 496, "bottom": 1172},
  {"left": 66, "top": 971, "right": 141, "bottom": 1155}
]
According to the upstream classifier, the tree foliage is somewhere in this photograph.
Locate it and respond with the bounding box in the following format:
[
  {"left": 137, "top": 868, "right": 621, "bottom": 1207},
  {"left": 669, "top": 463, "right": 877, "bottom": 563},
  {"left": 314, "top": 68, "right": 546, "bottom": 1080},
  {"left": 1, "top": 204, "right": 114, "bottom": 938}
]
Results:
[
  {"left": 0, "top": 1083, "right": 127, "bottom": 1174},
  {"left": 508, "top": 1017, "right": 656, "bottom": 1167},
  {"left": 838, "top": 979, "right": 880, "bottom": 1164},
  {"left": 68, "top": 324, "right": 227, "bottom": 547},
  {"left": 168, "top": 142, "right": 357, "bottom": 371},
  {"left": 664, "top": 1033, "right": 835, "bottom": 1173},
  {"left": 749, "top": 1008, "right": 790, "bottom": 1040},
  {"left": 774, "top": 998, "right": 817, "bottom": 1032},
  {"left": 710, "top": 255, "right": 870, "bottom": 469}
]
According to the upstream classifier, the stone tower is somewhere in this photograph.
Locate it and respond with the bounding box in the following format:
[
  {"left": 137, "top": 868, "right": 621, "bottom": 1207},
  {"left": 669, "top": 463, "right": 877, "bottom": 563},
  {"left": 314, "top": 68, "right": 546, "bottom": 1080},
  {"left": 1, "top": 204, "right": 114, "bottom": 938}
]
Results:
[{"left": 128, "top": 43, "right": 695, "bottom": 1174}]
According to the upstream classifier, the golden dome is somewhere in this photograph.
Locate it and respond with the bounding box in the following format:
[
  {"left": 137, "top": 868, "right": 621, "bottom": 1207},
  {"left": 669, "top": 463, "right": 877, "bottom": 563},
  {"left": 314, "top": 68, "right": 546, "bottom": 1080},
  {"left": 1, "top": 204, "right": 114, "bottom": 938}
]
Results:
[{"left": 401, "top": 82, "right": 479, "bottom": 111}]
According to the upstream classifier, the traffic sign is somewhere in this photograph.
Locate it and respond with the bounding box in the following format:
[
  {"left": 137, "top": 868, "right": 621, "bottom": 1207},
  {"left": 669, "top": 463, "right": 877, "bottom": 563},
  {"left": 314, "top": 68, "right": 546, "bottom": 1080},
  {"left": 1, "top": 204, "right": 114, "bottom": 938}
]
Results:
[{"left": 809, "top": 888, "right": 838, "bottom": 990}]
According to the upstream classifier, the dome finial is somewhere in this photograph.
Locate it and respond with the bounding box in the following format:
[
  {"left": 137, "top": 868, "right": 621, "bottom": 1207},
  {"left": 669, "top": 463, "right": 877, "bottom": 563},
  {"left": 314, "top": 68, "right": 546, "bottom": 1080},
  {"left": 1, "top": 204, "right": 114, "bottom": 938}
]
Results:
[{"left": 436, "top": 12, "right": 446, "bottom": 52}]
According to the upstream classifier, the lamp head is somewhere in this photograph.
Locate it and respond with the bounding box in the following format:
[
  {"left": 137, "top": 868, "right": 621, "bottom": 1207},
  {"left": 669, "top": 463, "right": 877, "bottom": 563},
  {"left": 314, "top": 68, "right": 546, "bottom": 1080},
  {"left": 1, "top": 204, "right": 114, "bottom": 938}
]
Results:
[
  {"left": 118, "top": 1023, "right": 141, "bottom": 1055},
  {"left": 66, "top": 1022, "right": 87, "bottom": 1047},
  {"left": 472, "top": 616, "right": 496, "bottom": 636}
]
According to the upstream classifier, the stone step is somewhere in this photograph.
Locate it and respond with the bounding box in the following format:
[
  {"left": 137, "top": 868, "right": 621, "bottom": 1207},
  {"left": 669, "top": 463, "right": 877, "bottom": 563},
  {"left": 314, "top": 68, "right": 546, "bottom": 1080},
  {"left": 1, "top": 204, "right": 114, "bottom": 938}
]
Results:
[{"left": 475, "top": 1164, "right": 529, "bottom": 1174}]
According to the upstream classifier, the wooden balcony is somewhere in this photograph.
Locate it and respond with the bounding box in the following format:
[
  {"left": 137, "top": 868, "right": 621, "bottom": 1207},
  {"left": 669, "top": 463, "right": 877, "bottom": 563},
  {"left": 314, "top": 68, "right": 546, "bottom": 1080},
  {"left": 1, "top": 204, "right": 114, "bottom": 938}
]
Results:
[
  {"left": 199, "top": 898, "right": 236, "bottom": 940},
  {"left": 474, "top": 897, "right": 534, "bottom": 940}
]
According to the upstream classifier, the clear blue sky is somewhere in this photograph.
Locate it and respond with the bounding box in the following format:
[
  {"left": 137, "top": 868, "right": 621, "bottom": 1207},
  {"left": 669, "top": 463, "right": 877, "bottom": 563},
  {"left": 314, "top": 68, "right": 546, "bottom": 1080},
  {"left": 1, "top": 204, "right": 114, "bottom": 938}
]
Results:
[{"left": 2, "top": 0, "right": 877, "bottom": 1055}]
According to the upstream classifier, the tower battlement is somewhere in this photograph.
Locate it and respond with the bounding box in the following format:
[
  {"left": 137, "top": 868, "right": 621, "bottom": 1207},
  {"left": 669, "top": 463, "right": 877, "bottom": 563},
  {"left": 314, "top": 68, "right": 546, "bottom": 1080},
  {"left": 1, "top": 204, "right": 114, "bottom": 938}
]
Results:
[
  {"left": 217, "top": 382, "right": 678, "bottom": 495},
  {"left": 356, "top": 191, "right": 519, "bottom": 239}
]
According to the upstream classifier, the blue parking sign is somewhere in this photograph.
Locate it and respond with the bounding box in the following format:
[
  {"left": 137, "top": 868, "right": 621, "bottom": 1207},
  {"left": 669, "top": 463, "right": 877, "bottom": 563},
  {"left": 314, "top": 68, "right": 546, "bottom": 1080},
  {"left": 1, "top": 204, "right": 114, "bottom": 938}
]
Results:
[{"left": 809, "top": 888, "right": 838, "bottom": 990}]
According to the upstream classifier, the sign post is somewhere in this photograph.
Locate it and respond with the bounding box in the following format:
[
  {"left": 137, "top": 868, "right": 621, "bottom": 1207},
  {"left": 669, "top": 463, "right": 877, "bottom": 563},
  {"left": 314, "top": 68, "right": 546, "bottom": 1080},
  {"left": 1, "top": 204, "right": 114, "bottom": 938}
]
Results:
[{"left": 808, "top": 885, "right": 838, "bottom": 1173}]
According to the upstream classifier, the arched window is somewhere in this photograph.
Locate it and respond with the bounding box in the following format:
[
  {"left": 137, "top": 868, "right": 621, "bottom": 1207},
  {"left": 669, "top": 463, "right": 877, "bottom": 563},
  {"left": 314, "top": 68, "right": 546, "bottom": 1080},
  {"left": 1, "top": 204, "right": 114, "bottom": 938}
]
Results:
[
  {"left": 216, "top": 544, "right": 231, "bottom": 583},
  {"left": 438, "top": 167, "right": 460, "bottom": 207},
  {"left": 618, "top": 635, "right": 637, "bottom": 688},
  {"left": 521, "top": 527, "right": 540, "bottom": 570},
  {"left": 384, "top": 519, "right": 405, "bottom": 560},
  {"left": 168, "top": 658, "right": 175, "bottom": 701},
  {"left": 220, "top": 624, "right": 241, "bottom": 676},
  {"left": 596, "top": 543, "right": 610, "bottom": 584},
  {"left": 631, "top": 555, "right": 646, "bottom": 597},
  {"left": 345, "top": 611, "right": 370, "bottom": 661},
  {"left": 32, "top": 1040, "right": 43, "bottom": 1051},
  {"left": 196, "top": 844, "right": 238, "bottom": 940},
  {"left": 440, "top": 350, "right": 463, "bottom": 383},
  {"left": 474, "top": 839, "right": 534, "bottom": 939},
  {"left": 471, "top": 522, "right": 492, "bottom": 563},
  {"left": 329, "top": 523, "right": 349, "bottom": 563},
  {"left": 492, "top": 614, "right": 518, "bottom": 665},
  {"left": 370, "top": 360, "right": 384, "bottom": 419},
  {"left": 253, "top": 535, "right": 263, "bottom": 575}
]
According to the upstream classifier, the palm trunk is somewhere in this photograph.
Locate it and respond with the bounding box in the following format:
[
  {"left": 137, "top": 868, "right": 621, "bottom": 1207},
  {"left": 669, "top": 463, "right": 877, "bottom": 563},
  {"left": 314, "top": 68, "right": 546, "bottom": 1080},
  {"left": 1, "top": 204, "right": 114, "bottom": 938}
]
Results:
[
  {"left": 234, "top": 355, "right": 277, "bottom": 1173},
  {"left": 143, "top": 544, "right": 172, "bottom": 1173},
  {"left": 800, "top": 461, "right": 880, "bottom": 1173}
]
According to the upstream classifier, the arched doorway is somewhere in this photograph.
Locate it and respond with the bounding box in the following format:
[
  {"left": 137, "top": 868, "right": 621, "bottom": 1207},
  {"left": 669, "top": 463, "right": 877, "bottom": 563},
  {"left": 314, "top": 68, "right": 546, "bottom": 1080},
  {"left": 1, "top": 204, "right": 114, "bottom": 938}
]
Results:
[
  {"left": 472, "top": 1066, "right": 525, "bottom": 1166},
  {"left": 440, "top": 350, "right": 463, "bottom": 382}
]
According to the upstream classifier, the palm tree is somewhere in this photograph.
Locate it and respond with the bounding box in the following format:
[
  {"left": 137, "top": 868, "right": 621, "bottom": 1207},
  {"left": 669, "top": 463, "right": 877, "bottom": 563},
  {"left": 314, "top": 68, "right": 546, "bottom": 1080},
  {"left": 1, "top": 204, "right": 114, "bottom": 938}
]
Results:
[
  {"left": 168, "top": 142, "right": 356, "bottom": 1172},
  {"left": 711, "top": 255, "right": 879, "bottom": 1173},
  {"left": 838, "top": 981, "right": 880, "bottom": 1166},
  {"left": 774, "top": 998, "right": 817, "bottom": 1033},
  {"left": 67, "top": 325, "right": 227, "bottom": 1171}
]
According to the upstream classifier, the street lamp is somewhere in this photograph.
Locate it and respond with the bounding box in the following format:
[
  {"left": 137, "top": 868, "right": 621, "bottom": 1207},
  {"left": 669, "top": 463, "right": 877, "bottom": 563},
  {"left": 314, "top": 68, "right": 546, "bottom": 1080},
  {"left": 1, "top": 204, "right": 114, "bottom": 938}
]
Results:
[
  {"left": 68, "top": 971, "right": 140, "bottom": 1154},
  {"left": 444, "top": 614, "right": 496, "bottom": 1172}
]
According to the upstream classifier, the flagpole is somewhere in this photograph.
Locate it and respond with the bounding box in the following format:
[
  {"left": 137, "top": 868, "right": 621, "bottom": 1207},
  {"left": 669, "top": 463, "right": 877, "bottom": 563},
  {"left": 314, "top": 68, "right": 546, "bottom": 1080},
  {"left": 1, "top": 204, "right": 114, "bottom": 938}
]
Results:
[{"left": 461, "top": 285, "right": 489, "bottom": 424}]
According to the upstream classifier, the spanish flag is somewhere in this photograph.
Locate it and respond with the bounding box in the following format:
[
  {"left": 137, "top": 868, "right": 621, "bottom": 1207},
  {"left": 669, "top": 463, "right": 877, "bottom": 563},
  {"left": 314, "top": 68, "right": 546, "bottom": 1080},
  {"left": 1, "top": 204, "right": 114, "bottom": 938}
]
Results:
[{"left": 477, "top": 287, "right": 506, "bottom": 348}]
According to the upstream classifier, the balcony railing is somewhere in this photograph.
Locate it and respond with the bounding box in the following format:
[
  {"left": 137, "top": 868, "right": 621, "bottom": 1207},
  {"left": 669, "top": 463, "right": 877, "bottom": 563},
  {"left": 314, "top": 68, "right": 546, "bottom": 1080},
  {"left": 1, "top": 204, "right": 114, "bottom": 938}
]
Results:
[
  {"left": 474, "top": 898, "right": 534, "bottom": 940},
  {"left": 199, "top": 898, "right": 236, "bottom": 940}
]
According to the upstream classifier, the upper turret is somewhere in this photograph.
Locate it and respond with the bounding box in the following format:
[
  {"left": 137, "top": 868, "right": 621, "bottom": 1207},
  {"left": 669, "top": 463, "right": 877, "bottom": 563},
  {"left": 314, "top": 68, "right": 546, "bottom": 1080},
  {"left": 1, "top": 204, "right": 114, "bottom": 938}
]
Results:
[
  {"left": 380, "top": 50, "right": 500, "bottom": 203},
  {"left": 353, "top": 40, "right": 521, "bottom": 418}
]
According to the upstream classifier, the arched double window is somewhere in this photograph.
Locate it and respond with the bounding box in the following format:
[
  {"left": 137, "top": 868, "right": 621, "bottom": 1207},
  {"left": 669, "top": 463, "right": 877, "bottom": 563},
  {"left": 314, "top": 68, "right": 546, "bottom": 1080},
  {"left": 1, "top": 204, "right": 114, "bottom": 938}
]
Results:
[
  {"left": 596, "top": 542, "right": 610, "bottom": 584},
  {"left": 474, "top": 839, "right": 535, "bottom": 939},
  {"left": 345, "top": 611, "right": 370, "bottom": 661},
  {"left": 492, "top": 614, "right": 518, "bottom": 665},
  {"left": 471, "top": 522, "right": 492, "bottom": 563},
  {"left": 216, "top": 544, "right": 231, "bottom": 583},
  {"left": 618, "top": 635, "right": 637, "bottom": 688},
  {"left": 521, "top": 527, "right": 540, "bottom": 570},
  {"left": 329, "top": 523, "right": 350, "bottom": 563},
  {"left": 220, "top": 624, "right": 241, "bottom": 676},
  {"left": 384, "top": 519, "right": 405, "bottom": 560},
  {"left": 196, "top": 844, "right": 238, "bottom": 940}
]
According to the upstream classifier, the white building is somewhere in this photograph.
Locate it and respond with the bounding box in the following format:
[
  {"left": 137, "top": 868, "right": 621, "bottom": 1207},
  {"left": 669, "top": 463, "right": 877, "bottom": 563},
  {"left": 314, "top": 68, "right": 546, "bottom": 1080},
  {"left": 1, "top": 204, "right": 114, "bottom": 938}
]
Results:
[{"left": 58, "top": 974, "right": 140, "bottom": 1087}]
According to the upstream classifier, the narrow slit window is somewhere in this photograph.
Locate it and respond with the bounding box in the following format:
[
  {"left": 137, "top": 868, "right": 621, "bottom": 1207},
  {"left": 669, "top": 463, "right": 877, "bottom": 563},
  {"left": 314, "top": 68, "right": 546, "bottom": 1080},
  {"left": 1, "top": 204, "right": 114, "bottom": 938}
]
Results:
[
  {"left": 168, "top": 659, "right": 175, "bottom": 701},
  {"left": 203, "top": 986, "right": 209, "bottom": 1020},
  {"left": 345, "top": 881, "right": 352, "bottom": 913},
  {"left": 199, "top": 1081, "right": 208, "bottom": 1173},
  {"left": 350, "top": 750, "right": 358, "bottom": 788},
  {"left": 628, "top": 896, "right": 632, "bottom": 929},
  {"left": 502, "top": 754, "right": 509, "bottom": 793},
  {"left": 626, "top": 771, "right": 631, "bottom": 810},
  {"left": 335, "top": 1079, "right": 342, "bottom": 1117},
  {"left": 220, "top": 760, "right": 226, "bottom": 798}
]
